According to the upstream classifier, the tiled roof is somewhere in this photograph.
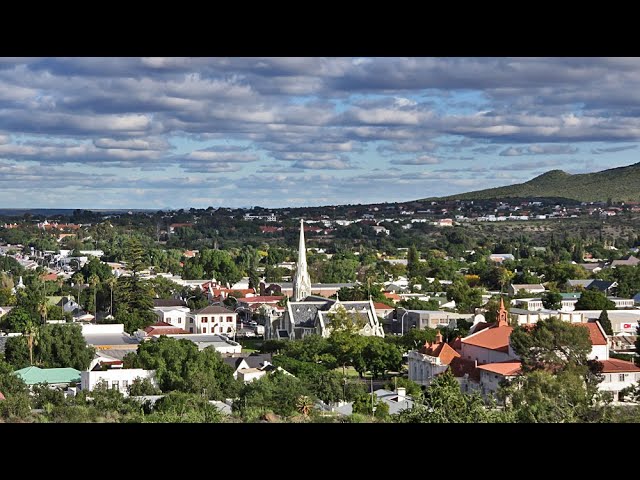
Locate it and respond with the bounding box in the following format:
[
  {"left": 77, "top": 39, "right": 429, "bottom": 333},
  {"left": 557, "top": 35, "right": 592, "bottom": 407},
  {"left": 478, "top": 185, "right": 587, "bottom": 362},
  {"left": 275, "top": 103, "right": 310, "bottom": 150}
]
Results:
[
  {"left": 477, "top": 361, "right": 522, "bottom": 376},
  {"left": 599, "top": 359, "right": 640, "bottom": 373},
  {"left": 461, "top": 324, "right": 513, "bottom": 352},
  {"left": 579, "top": 322, "right": 607, "bottom": 346},
  {"left": 449, "top": 357, "right": 481, "bottom": 382},
  {"left": 373, "top": 302, "right": 394, "bottom": 310},
  {"left": 420, "top": 340, "right": 460, "bottom": 365}
]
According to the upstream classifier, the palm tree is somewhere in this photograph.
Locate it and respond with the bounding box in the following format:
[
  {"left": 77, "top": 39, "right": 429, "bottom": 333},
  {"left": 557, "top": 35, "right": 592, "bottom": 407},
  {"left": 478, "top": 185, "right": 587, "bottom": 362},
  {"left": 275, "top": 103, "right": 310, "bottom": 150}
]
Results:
[
  {"left": 25, "top": 320, "right": 39, "bottom": 366},
  {"left": 37, "top": 301, "right": 47, "bottom": 325},
  {"left": 105, "top": 277, "right": 117, "bottom": 316},
  {"left": 89, "top": 274, "right": 100, "bottom": 318},
  {"left": 296, "top": 395, "right": 314, "bottom": 417},
  {"left": 72, "top": 272, "right": 84, "bottom": 309}
]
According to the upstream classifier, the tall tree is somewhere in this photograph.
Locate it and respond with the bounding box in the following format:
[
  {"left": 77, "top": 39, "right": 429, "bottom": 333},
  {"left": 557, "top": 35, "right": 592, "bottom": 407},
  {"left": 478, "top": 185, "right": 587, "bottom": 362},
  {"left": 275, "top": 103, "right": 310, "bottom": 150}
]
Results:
[
  {"left": 510, "top": 317, "right": 592, "bottom": 372},
  {"left": 575, "top": 289, "right": 616, "bottom": 310},
  {"left": 598, "top": 309, "right": 613, "bottom": 336},
  {"left": 541, "top": 291, "right": 563, "bottom": 310}
]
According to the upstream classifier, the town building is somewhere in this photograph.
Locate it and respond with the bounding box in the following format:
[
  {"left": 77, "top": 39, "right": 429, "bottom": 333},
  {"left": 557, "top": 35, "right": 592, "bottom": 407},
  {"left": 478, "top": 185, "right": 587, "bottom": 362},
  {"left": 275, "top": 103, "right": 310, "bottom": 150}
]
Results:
[
  {"left": 14, "top": 366, "right": 81, "bottom": 388},
  {"left": 80, "top": 368, "right": 157, "bottom": 396},
  {"left": 187, "top": 305, "right": 237, "bottom": 335},
  {"left": 508, "top": 284, "right": 546, "bottom": 296}
]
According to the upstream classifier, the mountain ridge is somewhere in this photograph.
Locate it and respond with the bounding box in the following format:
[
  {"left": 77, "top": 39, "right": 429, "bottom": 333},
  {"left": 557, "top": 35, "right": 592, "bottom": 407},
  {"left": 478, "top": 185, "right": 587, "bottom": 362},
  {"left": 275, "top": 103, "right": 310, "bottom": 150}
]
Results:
[{"left": 425, "top": 162, "right": 640, "bottom": 203}]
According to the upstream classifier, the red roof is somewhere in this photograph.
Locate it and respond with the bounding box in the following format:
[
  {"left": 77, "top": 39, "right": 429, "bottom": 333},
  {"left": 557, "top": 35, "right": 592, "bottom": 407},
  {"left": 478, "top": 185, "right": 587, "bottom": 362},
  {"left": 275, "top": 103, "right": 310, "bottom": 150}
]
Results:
[
  {"left": 449, "top": 357, "right": 481, "bottom": 382},
  {"left": 579, "top": 322, "right": 607, "bottom": 346},
  {"left": 41, "top": 273, "right": 59, "bottom": 282},
  {"left": 383, "top": 292, "right": 401, "bottom": 302},
  {"left": 599, "top": 359, "right": 640, "bottom": 373},
  {"left": 477, "top": 361, "right": 522, "bottom": 376},
  {"left": 144, "top": 321, "right": 189, "bottom": 335},
  {"left": 260, "top": 226, "right": 281, "bottom": 234},
  {"left": 420, "top": 340, "right": 461, "bottom": 366},
  {"left": 373, "top": 302, "right": 393, "bottom": 310},
  {"left": 461, "top": 324, "right": 513, "bottom": 352}
]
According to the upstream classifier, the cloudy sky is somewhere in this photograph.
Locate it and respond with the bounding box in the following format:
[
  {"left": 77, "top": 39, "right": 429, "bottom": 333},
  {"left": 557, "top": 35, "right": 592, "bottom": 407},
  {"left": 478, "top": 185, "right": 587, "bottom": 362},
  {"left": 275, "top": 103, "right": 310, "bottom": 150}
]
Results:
[{"left": 0, "top": 57, "right": 639, "bottom": 209}]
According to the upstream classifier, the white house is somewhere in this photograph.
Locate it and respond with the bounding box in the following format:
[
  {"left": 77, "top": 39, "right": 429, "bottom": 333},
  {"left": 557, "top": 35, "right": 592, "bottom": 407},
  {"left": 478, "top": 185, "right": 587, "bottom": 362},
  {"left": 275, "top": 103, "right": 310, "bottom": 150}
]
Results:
[
  {"left": 508, "top": 308, "right": 585, "bottom": 326},
  {"left": 152, "top": 306, "right": 190, "bottom": 328},
  {"left": 408, "top": 331, "right": 461, "bottom": 387},
  {"left": 187, "top": 305, "right": 237, "bottom": 335},
  {"left": 508, "top": 284, "right": 546, "bottom": 296},
  {"left": 80, "top": 368, "right": 157, "bottom": 396}
]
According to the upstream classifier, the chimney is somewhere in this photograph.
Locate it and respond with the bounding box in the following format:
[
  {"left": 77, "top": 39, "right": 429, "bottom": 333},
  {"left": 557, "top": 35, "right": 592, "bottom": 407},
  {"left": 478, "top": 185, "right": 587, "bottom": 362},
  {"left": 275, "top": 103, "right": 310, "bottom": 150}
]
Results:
[
  {"left": 435, "top": 331, "right": 443, "bottom": 343},
  {"left": 396, "top": 387, "right": 406, "bottom": 402}
]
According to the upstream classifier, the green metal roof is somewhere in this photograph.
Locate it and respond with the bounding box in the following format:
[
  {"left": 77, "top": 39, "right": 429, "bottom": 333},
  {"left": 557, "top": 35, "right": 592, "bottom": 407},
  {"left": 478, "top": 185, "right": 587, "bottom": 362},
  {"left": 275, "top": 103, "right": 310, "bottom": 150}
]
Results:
[
  {"left": 14, "top": 366, "right": 81, "bottom": 385},
  {"left": 560, "top": 293, "right": 581, "bottom": 299}
]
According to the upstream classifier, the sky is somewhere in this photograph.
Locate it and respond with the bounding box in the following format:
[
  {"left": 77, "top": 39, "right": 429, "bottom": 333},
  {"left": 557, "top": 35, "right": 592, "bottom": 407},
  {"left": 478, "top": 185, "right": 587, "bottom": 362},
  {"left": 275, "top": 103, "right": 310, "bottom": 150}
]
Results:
[{"left": 0, "top": 57, "right": 639, "bottom": 210}]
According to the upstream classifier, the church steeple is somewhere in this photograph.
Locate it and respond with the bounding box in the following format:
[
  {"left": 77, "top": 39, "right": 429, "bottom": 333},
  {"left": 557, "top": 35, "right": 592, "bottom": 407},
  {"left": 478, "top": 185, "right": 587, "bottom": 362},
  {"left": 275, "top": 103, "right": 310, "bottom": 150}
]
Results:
[
  {"left": 496, "top": 297, "right": 509, "bottom": 327},
  {"left": 293, "top": 219, "right": 311, "bottom": 301}
]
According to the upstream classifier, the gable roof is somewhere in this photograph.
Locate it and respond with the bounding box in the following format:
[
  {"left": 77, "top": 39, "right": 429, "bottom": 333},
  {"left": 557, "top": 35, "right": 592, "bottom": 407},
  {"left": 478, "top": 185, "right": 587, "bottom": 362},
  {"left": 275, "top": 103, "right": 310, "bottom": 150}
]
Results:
[
  {"left": 461, "top": 323, "right": 513, "bottom": 352},
  {"left": 579, "top": 322, "right": 608, "bottom": 346},
  {"left": 420, "top": 340, "right": 460, "bottom": 365},
  {"left": 373, "top": 302, "right": 394, "bottom": 310},
  {"left": 477, "top": 361, "right": 522, "bottom": 376}
]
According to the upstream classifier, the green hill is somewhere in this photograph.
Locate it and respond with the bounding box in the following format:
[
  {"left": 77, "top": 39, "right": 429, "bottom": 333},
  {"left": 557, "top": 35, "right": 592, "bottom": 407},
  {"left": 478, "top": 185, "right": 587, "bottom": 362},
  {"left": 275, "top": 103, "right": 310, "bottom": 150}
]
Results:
[{"left": 427, "top": 162, "right": 640, "bottom": 202}]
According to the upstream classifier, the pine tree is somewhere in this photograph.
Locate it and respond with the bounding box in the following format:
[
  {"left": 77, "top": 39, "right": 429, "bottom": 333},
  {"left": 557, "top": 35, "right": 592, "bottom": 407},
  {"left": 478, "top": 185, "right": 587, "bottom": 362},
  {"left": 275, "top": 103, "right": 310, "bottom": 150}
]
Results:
[{"left": 598, "top": 309, "right": 613, "bottom": 336}]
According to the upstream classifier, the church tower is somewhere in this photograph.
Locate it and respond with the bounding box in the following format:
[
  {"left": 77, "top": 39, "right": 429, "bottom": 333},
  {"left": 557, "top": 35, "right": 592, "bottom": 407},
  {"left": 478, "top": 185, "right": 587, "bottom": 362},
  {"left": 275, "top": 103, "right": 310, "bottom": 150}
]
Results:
[
  {"left": 496, "top": 297, "right": 509, "bottom": 327},
  {"left": 293, "top": 218, "right": 311, "bottom": 301}
]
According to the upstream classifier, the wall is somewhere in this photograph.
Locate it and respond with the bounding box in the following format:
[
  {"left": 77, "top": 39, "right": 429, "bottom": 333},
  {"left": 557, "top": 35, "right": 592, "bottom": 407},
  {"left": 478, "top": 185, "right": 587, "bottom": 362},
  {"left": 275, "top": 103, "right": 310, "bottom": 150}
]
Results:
[
  {"left": 598, "top": 372, "right": 640, "bottom": 399},
  {"left": 461, "top": 344, "right": 513, "bottom": 365},
  {"left": 81, "top": 324, "right": 125, "bottom": 335},
  {"left": 81, "top": 369, "right": 156, "bottom": 396}
]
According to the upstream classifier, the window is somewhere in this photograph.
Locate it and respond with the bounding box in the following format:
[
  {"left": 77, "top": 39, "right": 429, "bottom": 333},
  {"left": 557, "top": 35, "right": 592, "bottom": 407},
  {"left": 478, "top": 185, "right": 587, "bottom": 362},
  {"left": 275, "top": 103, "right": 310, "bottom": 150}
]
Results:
[
  {"left": 166, "top": 317, "right": 171, "bottom": 322},
  {"left": 112, "top": 381, "right": 119, "bottom": 390},
  {"left": 178, "top": 317, "right": 182, "bottom": 323},
  {"left": 619, "top": 374, "right": 626, "bottom": 382},
  {"left": 122, "top": 380, "right": 129, "bottom": 389},
  {"left": 189, "top": 327, "right": 193, "bottom": 333},
  {"left": 227, "top": 316, "right": 232, "bottom": 322},
  {"left": 202, "top": 327, "right": 207, "bottom": 333},
  {"left": 202, "top": 316, "right": 208, "bottom": 322}
]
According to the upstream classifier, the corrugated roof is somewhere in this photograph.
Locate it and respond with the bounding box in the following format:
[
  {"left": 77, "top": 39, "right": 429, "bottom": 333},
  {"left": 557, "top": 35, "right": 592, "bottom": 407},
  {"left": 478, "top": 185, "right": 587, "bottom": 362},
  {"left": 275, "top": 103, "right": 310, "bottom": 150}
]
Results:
[{"left": 14, "top": 366, "right": 81, "bottom": 385}]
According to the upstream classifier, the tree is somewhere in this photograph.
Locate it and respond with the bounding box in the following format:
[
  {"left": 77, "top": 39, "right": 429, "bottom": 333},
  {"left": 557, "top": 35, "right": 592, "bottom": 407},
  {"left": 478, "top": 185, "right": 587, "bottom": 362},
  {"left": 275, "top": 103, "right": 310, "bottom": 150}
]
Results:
[
  {"left": 598, "top": 309, "right": 613, "bottom": 336},
  {"left": 396, "top": 371, "right": 494, "bottom": 423},
  {"left": 509, "top": 317, "right": 592, "bottom": 372},
  {"left": 296, "top": 395, "right": 314, "bottom": 417},
  {"left": 0, "top": 306, "right": 33, "bottom": 332},
  {"left": 326, "top": 304, "right": 367, "bottom": 334},
  {"left": 125, "top": 337, "right": 238, "bottom": 400},
  {"left": 128, "top": 377, "right": 162, "bottom": 396},
  {"left": 359, "top": 336, "right": 402, "bottom": 378},
  {"left": 233, "top": 370, "right": 311, "bottom": 419},
  {"left": 407, "top": 245, "right": 421, "bottom": 280},
  {"left": 499, "top": 366, "right": 610, "bottom": 423},
  {"left": 541, "top": 291, "right": 563, "bottom": 310},
  {"left": 575, "top": 289, "right": 616, "bottom": 311},
  {"left": 146, "top": 392, "right": 222, "bottom": 423},
  {"left": 88, "top": 274, "right": 100, "bottom": 318}
]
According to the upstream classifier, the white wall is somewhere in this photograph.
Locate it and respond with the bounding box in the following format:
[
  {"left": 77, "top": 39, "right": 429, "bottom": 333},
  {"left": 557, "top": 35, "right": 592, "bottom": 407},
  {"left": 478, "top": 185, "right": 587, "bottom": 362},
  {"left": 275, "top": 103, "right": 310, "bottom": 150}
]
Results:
[
  {"left": 461, "top": 344, "right": 514, "bottom": 365},
  {"left": 408, "top": 351, "right": 448, "bottom": 386},
  {"left": 154, "top": 307, "right": 190, "bottom": 328},
  {"left": 599, "top": 372, "right": 640, "bottom": 399},
  {"left": 588, "top": 344, "right": 609, "bottom": 361},
  {"left": 81, "top": 369, "right": 157, "bottom": 396}
]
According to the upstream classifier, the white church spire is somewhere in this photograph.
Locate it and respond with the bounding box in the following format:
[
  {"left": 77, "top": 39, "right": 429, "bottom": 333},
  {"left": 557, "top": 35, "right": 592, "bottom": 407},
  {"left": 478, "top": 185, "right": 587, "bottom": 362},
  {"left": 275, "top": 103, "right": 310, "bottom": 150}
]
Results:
[{"left": 293, "top": 218, "right": 311, "bottom": 301}]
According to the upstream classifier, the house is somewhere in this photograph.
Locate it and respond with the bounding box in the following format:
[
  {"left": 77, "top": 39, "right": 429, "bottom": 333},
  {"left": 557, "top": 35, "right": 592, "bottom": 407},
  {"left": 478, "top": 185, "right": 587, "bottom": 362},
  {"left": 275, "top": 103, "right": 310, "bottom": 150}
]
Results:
[
  {"left": 566, "top": 279, "right": 618, "bottom": 295},
  {"left": 512, "top": 298, "right": 544, "bottom": 311},
  {"left": 152, "top": 305, "right": 190, "bottom": 328},
  {"left": 223, "top": 353, "right": 274, "bottom": 380},
  {"left": 187, "top": 305, "right": 237, "bottom": 335},
  {"left": 611, "top": 256, "right": 640, "bottom": 268},
  {"left": 81, "top": 323, "right": 140, "bottom": 360},
  {"left": 488, "top": 253, "right": 515, "bottom": 263},
  {"left": 373, "top": 302, "right": 395, "bottom": 322},
  {"left": 372, "top": 388, "right": 415, "bottom": 414},
  {"left": 598, "top": 360, "right": 640, "bottom": 401},
  {"left": 397, "top": 309, "right": 474, "bottom": 332},
  {"left": 579, "top": 263, "right": 605, "bottom": 274},
  {"left": 159, "top": 333, "right": 242, "bottom": 353},
  {"left": 14, "top": 366, "right": 81, "bottom": 388},
  {"left": 508, "top": 308, "right": 584, "bottom": 326},
  {"left": 508, "top": 284, "right": 546, "bottom": 296},
  {"left": 559, "top": 293, "right": 581, "bottom": 311},
  {"left": 81, "top": 368, "right": 157, "bottom": 396},
  {"left": 408, "top": 331, "right": 461, "bottom": 387},
  {"left": 140, "top": 321, "right": 189, "bottom": 338},
  {"left": 607, "top": 297, "right": 635, "bottom": 309}
]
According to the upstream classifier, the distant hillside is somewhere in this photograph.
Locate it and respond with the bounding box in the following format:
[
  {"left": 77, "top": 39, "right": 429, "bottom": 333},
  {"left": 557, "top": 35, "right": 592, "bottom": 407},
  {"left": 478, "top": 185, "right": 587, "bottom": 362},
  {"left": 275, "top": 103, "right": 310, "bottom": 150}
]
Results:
[{"left": 427, "top": 162, "right": 640, "bottom": 203}]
